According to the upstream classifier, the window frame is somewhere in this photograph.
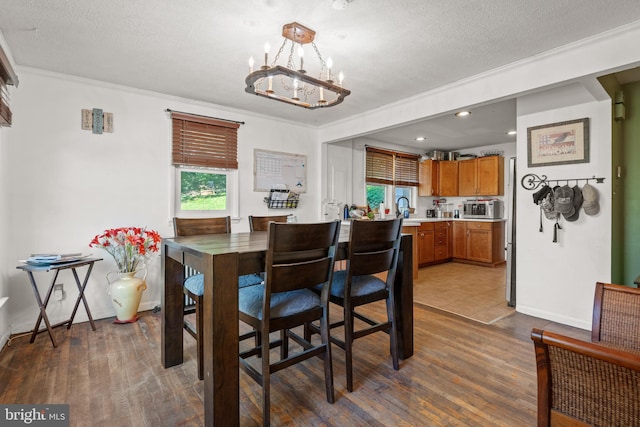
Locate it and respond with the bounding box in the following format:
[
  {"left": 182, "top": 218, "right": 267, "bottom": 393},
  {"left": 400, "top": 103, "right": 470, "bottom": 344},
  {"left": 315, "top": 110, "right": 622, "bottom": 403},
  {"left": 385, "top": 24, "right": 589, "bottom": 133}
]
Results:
[
  {"left": 173, "top": 165, "right": 239, "bottom": 219},
  {"left": 366, "top": 183, "right": 416, "bottom": 214}
]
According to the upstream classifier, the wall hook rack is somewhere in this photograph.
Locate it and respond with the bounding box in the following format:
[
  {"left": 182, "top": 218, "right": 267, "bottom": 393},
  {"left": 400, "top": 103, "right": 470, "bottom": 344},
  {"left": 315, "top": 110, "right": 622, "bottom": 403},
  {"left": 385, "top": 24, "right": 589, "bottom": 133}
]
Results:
[{"left": 520, "top": 173, "right": 605, "bottom": 191}]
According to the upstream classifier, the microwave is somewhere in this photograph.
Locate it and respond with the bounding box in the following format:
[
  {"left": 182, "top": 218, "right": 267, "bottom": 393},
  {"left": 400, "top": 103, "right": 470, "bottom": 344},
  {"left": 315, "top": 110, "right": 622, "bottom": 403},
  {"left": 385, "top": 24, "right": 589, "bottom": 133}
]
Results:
[{"left": 462, "top": 200, "right": 503, "bottom": 219}]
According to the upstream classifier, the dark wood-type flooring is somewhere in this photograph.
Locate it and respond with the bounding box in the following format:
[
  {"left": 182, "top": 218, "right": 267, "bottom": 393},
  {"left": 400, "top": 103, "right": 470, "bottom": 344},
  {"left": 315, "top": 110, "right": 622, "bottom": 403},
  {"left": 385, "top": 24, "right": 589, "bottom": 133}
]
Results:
[{"left": 0, "top": 299, "right": 588, "bottom": 427}]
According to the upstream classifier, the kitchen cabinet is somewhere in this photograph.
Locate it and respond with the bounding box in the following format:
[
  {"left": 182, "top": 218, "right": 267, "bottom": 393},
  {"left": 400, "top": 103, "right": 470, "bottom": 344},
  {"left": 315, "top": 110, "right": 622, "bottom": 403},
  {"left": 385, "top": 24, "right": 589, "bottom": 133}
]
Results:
[
  {"left": 415, "top": 221, "right": 452, "bottom": 267},
  {"left": 418, "top": 160, "right": 438, "bottom": 197},
  {"left": 438, "top": 161, "right": 459, "bottom": 196},
  {"left": 452, "top": 220, "right": 505, "bottom": 266},
  {"left": 458, "top": 156, "right": 504, "bottom": 196},
  {"left": 452, "top": 221, "right": 467, "bottom": 259},
  {"left": 417, "top": 222, "right": 435, "bottom": 265},
  {"left": 418, "top": 160, "right": 458, "bottom": 196},
  {"left": 434, "top": 221, "right": 451, "bottom": 261}
]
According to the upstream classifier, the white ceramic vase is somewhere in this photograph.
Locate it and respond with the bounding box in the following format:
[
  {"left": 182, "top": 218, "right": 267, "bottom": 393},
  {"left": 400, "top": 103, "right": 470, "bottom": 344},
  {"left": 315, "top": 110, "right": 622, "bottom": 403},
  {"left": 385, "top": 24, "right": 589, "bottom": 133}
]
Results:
[{"left": 106, "top": 268, "right": 147, "bottom": 323}]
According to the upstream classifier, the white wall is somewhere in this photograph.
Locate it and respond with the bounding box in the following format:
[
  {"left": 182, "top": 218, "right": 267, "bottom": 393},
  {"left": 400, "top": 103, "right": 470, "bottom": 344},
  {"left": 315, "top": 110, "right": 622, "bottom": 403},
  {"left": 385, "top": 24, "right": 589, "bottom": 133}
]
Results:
[
  {"left": 4, "top": 69, "right": 320, "bottom": 334},
  {"left": 515, "top": 90, "right": 612, "bottom": 329}
]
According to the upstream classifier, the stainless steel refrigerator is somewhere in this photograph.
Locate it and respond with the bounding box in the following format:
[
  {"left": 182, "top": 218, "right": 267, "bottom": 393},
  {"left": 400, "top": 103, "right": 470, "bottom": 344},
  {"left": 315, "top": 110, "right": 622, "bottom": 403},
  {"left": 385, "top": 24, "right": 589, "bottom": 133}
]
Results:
[{"left": 506, "top": 157, "right": 516, "bottom": 307}]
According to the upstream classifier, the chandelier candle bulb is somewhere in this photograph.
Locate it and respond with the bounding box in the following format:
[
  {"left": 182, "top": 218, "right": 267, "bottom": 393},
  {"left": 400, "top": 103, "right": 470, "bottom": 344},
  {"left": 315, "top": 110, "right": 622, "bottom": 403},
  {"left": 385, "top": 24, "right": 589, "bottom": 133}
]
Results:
[
  {"left": 263, "top": 43, "right": 270, "bottom": 68},
  {"left": 267, "top": 76, "right": 273, "bottom": 93},
  {"left": 298, "top": 45, "right": 304, "bottom": 71},
  {"left": 248, "top": 56, "right": 254, "bottom": 73}
]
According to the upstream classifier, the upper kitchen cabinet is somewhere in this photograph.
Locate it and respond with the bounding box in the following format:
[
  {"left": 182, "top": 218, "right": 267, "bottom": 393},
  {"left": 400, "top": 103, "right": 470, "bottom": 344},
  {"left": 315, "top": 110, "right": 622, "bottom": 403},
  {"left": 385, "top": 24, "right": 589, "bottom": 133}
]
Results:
[
  {"left": 418, "top": 160, "right": 438, "bottom": 197},
  {"left": 438, "top": 161, "right": 459, "bottom": 196},
  {"left": 419, "top": 160, "right": 458, "bottom": 196},
  {"left": 458, "top": 156, "right": 504, "bottom": 196}
]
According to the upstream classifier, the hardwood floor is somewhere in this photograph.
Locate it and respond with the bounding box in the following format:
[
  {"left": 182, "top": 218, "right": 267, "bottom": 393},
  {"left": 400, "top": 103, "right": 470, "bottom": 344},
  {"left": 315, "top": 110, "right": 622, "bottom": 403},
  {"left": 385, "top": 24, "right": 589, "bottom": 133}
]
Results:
[
  {"left": 413, "top": 262, "right": 515, "bottom": 324},
  {"left": 0, "top": 303, "right": 588, "bottom": 426}
]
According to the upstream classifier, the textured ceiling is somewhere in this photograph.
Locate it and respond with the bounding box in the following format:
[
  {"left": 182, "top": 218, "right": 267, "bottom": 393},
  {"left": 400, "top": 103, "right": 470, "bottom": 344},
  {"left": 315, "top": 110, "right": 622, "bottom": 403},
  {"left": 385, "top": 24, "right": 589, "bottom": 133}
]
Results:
[{"left": 1, "top": 0, "right": 640, "bottom": 149}]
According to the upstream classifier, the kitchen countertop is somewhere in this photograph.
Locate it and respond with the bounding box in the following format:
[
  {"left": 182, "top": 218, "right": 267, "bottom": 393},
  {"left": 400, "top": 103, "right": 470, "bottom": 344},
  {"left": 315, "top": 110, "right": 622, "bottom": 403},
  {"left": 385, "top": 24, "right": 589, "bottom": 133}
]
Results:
[
  {"left": 342, "top": 217, "right": 506, "bottom": 227},
  {"left": 402, "top": 217, "right": 507, "bottom": 226}
]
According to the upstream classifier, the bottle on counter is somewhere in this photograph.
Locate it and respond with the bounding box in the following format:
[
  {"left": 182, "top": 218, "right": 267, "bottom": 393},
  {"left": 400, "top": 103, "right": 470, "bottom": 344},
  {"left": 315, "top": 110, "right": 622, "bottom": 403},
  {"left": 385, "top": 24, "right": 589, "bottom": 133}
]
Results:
[{"left": 343, "top": 203, "right": 350, "bottom": 220}]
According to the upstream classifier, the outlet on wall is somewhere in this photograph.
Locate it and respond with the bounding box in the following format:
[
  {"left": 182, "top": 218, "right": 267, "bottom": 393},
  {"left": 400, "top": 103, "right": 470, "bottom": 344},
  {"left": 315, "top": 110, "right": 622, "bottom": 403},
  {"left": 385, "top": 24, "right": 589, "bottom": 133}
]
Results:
[{"left": 53, "top": 283, "right": 64, "bottom": 301}]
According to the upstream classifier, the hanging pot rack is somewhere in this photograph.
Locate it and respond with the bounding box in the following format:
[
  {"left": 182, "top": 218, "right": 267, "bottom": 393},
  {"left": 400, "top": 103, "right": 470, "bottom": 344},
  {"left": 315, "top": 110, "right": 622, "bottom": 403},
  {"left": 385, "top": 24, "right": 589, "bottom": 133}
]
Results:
[{"left": 520, "top": 173, "right": 605, "bottom": 191}]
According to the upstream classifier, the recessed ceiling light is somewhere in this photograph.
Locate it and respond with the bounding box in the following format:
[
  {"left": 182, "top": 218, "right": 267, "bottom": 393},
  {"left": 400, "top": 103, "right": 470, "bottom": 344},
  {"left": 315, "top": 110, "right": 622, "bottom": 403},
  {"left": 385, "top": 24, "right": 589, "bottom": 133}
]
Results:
[
  {"left": 455, "top": 111, "right": 471, "bottom": 117},
  {"left": 506, "top": 130, "right": 517, "bottom": 136},
  {"left": 415, "top": 136, "right": 426, "bottom": 141}
]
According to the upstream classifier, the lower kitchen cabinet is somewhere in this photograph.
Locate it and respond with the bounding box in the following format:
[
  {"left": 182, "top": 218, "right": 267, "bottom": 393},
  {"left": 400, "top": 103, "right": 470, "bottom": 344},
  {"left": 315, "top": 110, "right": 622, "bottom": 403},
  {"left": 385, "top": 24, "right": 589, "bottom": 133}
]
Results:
[
  {"left": 416, "top": 221, "right": 452, "bottom": 267},
  {"left": 452, "top": 220, "right": 505, "bottom": 267},
  {"left": 418, "top": 222, "right": 435, "bottom": 265},
  {"left": 452, "top": 221, "right": 467, "bottom": 259},
  {"left": 434, "top": 221, "right": 451, "bottom": 261}
]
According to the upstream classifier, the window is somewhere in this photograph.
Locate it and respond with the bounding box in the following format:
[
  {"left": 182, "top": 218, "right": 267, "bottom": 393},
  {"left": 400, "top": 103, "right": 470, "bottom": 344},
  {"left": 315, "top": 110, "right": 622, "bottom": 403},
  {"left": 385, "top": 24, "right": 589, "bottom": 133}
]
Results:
[
  {"left": 175, "top": 166, "right": 238, "bottom": 217},
  {"left": 169, "top": 110, "right": 242, "bottom": 218},
  {"left": 365, "top": 147, "right": 420, "bottom": 211}
]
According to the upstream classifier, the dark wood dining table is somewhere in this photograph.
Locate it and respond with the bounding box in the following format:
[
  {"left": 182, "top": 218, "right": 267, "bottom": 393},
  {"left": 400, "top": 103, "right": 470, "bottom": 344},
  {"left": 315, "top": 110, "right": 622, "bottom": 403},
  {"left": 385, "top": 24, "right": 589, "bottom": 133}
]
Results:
[{"left": 161, "top": 226, "right": 413, "bottom": 426}]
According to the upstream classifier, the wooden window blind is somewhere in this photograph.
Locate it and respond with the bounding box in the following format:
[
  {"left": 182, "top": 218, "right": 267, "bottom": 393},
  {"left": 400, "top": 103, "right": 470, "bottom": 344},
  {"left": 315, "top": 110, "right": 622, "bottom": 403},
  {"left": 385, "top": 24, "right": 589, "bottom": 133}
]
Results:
[
  {"left": 365, "top": 147, "right": 394, "bottom": 185},
  {"left": 366, "top": 147, "right": 420, "bottom": 187},
  {"left": 394, "top": 152, "right": 420, "bottom": 186},
  {"left": 170, "top": 111, "right": 239, "bottom": 169},
  {"left": 0, "top": 45, "right": 18, "bottom": 127}
]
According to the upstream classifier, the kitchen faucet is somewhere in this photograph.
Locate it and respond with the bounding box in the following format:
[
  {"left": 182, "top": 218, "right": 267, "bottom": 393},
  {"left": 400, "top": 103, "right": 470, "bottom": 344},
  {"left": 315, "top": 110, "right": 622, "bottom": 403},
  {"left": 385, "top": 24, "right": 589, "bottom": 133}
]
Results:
[{"left": 396, "top": 196, "right": 410, "bottom": 218}]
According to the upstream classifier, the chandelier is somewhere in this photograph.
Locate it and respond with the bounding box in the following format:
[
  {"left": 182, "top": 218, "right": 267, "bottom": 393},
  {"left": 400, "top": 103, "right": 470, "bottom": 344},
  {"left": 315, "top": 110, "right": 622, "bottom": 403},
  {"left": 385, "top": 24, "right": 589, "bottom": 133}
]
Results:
[{"left": 245, "top": 22, "right": 351, "bottom": 109}]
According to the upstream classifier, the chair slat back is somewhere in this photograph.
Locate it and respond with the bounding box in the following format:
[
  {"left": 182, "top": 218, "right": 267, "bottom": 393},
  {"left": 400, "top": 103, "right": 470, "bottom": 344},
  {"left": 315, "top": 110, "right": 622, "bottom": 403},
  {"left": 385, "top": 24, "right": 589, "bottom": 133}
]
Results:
[
  {"left": 532, "top": 328, "right": 640, "bottom": 427},
  {"left": 347, "top": 218, "right": 403, "bottom": 278},
  {"left": 173, "top": 216, "right": 231, "bottom": 237},
  {"left": 592, "top": 281, "right": 640, "bottom": 350},
  {"left": 265, "top": 221, "right": 340, "bottom": 294},
  {"left": 249, "top": 215, "right": 289, "bottom": 231}
]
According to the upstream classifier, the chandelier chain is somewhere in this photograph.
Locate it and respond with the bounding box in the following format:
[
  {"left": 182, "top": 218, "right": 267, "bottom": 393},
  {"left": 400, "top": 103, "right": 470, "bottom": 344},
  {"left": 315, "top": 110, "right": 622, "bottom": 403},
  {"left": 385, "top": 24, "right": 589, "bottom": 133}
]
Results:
[
  {"left": 311, "top": 42, "right": 326, "bottom": 68},
  {"left": 271, "top": 39, "right": 288, "bottom": 67}
]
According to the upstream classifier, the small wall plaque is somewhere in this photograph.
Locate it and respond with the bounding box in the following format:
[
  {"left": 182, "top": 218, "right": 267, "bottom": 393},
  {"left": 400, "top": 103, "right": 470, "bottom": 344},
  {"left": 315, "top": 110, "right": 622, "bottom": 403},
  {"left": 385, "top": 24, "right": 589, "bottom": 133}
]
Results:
[
  {"left": 81, "top": 109, "right": 92, "bottom": 130},
  {"left": 103, "top": 112, "right": 113, "bottom": 133},
  {"left": 92, "top": 108, "right": 103, "bottom": 134}
]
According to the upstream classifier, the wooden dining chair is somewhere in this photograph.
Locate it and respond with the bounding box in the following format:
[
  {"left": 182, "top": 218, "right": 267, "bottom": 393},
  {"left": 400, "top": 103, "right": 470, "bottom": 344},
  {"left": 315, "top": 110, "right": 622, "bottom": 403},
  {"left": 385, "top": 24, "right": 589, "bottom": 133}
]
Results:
[
  {"left": 592, "top": 281, "right": 640, "bottom": 350},
  {"left": 238, "top": 220, "right": 341, "bottom": 427},
  {"left": 248, "top": 214, "right": 289, "bottom": 231},
  {"left": 308, "top": 218, "right": 403, "bottom": 392},
  {"left": 172, "top": 216, "right": 263, "bottom": 380},
  {"left": 531, "top": 328, "right": 640, "bottom": 427}
]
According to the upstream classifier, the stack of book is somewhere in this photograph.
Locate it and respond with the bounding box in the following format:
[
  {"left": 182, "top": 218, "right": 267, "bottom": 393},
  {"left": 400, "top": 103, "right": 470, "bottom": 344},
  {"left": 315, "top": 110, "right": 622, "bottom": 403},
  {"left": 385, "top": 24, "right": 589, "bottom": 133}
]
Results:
[{"left": 24, "top": 253, "right": 86, "bottom": 265}]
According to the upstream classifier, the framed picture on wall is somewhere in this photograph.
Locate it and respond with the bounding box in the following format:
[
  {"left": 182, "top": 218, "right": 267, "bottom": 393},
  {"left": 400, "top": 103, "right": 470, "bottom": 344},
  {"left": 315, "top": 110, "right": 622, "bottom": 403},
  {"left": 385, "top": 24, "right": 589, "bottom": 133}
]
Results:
[{"left": 527, "top": 118, "right": 590, "bottom": 167}]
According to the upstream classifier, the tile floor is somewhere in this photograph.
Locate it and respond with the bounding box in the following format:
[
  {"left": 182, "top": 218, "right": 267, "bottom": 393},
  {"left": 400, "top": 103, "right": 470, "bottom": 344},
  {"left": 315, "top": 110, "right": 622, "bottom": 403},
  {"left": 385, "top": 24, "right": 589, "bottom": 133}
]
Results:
[{"left": 413, "top": 262, "right": 515, "bottom": 324}]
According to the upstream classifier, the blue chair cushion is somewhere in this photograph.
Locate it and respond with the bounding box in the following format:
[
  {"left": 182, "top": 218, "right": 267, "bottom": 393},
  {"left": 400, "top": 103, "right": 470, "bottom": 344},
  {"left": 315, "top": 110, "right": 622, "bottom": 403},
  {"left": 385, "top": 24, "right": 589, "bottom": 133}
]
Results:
[
  {"left": 329, "top": 269, "right": 387, "bottom": 298},
  {"left": 184, "top": 274, "right": 205, "bottom": 296},
  {"left": 239, "top": 284, "right": 320, "bottom": 320},
  {"left": 239, "top": 273, "right": 264, "bottom": 288},
  {"left": 184, "top": 273, "right": 264, "bottom": 296}
]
